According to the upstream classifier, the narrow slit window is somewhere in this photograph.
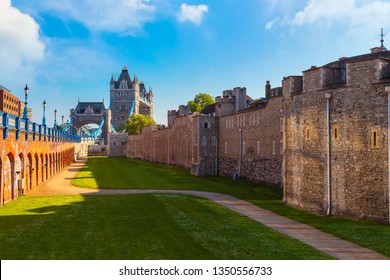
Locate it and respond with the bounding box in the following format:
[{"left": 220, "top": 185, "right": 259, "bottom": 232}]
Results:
[
  {"left": 332, "top": 126, "right": 340, "bottom": 141},
  {"left": 305, "top": 128, "right": 311, "bottom": 141},
  {"left": 371, "top": 129, "right": 380, "bottom": 149}
]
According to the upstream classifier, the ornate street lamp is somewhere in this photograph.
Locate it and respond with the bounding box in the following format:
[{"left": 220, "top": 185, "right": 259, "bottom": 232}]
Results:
[
  {"left": 54, "top": 109, "right": 57, "bottom": 127},
  {"left": 62, "top": 115, "right": 64, "bottom": 131},
  {"left": 42, "top": 100, "right": 47, "bottom": 126},
  {"left": 23, "top": 84, "right": 29, "bottom": 119}
]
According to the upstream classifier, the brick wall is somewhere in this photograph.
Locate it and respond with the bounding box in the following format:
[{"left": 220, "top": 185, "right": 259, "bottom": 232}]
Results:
[{"left": 1, "top": 134, "right": 75, "bottom": 205}]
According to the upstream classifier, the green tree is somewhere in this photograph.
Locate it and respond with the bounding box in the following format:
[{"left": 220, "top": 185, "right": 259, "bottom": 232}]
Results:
[
  {"left": 119, "top": 114, "right": 157, "bottom": 135},
  {"left": 187, "top": 93, "right": 214, "bottom": 112}
]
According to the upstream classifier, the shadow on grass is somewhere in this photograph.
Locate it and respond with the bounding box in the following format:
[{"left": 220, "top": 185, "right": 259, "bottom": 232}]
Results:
[
  {"left": 0, "top": 195, "right": 332, "bottom": 260},
  {"left": 74, "top": 157, "right": 283, "bottom": 202},
  {"left": 70, "top": 157, "right": 390, "bottom": 258}
]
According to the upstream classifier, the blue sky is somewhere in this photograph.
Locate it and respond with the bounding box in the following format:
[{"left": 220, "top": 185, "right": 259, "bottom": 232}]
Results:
[{"left": 1, "top": 0, "right": 390, "bottom": 125}]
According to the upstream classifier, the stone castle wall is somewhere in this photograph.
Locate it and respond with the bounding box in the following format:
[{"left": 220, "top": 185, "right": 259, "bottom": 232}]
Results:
[
  {"left": 127, "top": 115, "right": 218, "bottom": 176},
  {"left": 218, "top": 97, "right": 283, "bottom": 185},
  {"left": 283, "top": 56, "right": 390, "bottom": 223},
  {"left": 125, "top": 50, "right": 390, "bottom": 223},
  {"left": 107, "top": 133, "right": 128, "bottom": 157}
]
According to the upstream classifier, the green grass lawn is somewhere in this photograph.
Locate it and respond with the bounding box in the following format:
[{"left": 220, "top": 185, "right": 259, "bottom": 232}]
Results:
[
  {"left": 0, "top": 194, "right": 332, "bottom": 259},
  {"left": 72, "top": 157, "right": 390, "bottom": 257}
]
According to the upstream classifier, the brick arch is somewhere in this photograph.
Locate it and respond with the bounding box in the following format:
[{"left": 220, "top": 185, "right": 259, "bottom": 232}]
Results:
[
  {"left": 27, "top": 153, "right": 33, "bottom": 191},
  {"left": 6, "top": 152, "right": 15, "bottom": 201},
  {"left": 34, "top": 153, "right": 39, "bottom": 187},
  {"left": 44, "top": 154, "right": 49, "bottom": 180},
  {"left": 40, "top": 153, "right": 44, "bottom": 184},
  {"left": 18, "top": 153, "right": 25, "bottom": 195},
  {"left": 49, "top": 153, "right": 53, "bottom": 177},
  {"left": 57, "top": 152, "right": 60, "bottom": 173}
]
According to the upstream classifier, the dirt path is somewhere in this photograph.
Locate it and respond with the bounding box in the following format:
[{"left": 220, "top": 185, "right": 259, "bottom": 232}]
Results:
[{"left": 26, "top": 158, "right": 389, "bottom": 260}]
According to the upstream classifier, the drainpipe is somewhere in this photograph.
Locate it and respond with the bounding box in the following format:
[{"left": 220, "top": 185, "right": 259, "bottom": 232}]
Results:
[
  {"left": 325, "top": 92, "right": 332, "bottom": 216},
  {"left": 215, "top": 118, "right": 219, "bottom": 176},
  {"left": 238, "top": 128, "right": 243, "bottom": 178}
]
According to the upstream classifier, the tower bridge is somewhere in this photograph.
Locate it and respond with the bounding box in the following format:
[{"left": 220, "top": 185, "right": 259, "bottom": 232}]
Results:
[{"left": 69, "top": 101, "right": 111, "bottom": 144}]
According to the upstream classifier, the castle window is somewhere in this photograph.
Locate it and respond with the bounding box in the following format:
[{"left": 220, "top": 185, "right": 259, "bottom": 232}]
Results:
[
  {"left": 332, "top": 125, "right": 340, "bottom": 141},
  {"left": 257, "top": 141, "right": 260, "bottom": 155},
  {"left": 212, "top": 136, "right": 217, "bottom": 146},
  {"left": 305, "top": 128, "right": 311, "bottom": 141},
  {"left": 272, "top": 140, "right": 276, "bottom": 155},
  {"left": 202, "top": 136, "right": 207, "bottom": 147},
  {"left": 280, "top": 140, "right": 283, "bottom": 155},
  {"left": 370, "top": 129, "right": 380, "bottom": 149},
  {"left": 203, "top": 121, "right": 209, "bottom": 129},
  {"left": 225, "top": 142, "right": 228, "bottom": 154}
]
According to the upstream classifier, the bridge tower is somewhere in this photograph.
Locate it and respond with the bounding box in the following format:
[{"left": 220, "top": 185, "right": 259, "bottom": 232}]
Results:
[{"left": 110, "top": 66, "right": 154, "bottom": 130}]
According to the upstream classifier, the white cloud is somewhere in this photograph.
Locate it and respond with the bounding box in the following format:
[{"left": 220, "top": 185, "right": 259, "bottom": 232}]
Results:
[
  {"left": 0, "top": 0, "right": 45, "bottom": 88},
  {"left": 265, "top": 19, "right": 277, "bottom": 30},
  {"left": 178, "top": 3, "right": 208, "bottom": 25},
  {"left": 293, "top": 0, "right": 357, "bottom": 25},
  {"left": 265, "top": 0, "right": 390, "bottom": 50},
  {"left": 36, "top": 0, "right": 156, "bottom": 35}
]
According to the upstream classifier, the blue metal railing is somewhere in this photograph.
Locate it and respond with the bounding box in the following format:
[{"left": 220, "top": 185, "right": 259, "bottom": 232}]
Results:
[{"left": 0, "top": 111, "right": 81, "bottom": 142}]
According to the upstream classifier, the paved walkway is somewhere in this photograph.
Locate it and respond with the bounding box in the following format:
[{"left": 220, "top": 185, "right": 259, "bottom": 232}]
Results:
[{"left": 27, "top": 159, "right": 389, "bottom": 260}]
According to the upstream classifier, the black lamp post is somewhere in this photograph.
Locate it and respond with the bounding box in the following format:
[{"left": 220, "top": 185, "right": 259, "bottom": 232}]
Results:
[
  {"left": 54, "top": 109, "right": 57, "bottom": 127},
  {"left": 23, "top": 85, "right": 29, "bottom": 119},
  {"left": 42, "top": 100, "right": 47, "bottom": 126}
]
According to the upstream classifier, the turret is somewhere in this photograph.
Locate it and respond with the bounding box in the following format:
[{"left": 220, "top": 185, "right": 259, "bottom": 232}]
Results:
[
  {"left": 110, "top": 74, "right": 116, "bottom": 90},
  {"left": 265, "top": 80, "right": 271, "bottom": 98},
  {"left": 134, "top": 73, "right": 138, "bottom": 84},
  {"left": 234, "top": 87, "right": 246, "bottom": 112}
]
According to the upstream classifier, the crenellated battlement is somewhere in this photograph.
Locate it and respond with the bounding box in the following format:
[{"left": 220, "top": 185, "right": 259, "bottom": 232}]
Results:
[
  {"left": 282, "top": 50, "right": 390, "bottom": 97},
  {"left": 167, "top": 104, "right": 191, "bottom": 127}
]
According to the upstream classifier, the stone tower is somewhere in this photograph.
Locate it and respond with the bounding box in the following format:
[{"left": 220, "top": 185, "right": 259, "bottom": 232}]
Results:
[{"left": 110, "top": 66, "right": 154, "bottom": 130}]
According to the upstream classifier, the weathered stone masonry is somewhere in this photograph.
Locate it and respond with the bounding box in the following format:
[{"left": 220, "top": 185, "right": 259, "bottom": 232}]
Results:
[
  {"left": 127, "top": 114, "right": 218, "bottom": 176},
  {"left": 125, "top": 47, "right": 390, "bottom": 223},
  {"left": 127, "top": 87, "right": 283, "bottom": 184},
  {"left": 218, "top": 97, "right": 282, "bottom": 185},
  {"left": 283, "top": 49, "right": 390, "bottom": 223}
]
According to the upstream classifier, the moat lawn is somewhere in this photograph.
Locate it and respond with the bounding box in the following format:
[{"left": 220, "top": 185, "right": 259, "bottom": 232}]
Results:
[
  {"left": 0, "top": 194, "right": 332, "bottom": 259},
  {"left": 72, "top": 157, "right": 390, "bottom": 258}
]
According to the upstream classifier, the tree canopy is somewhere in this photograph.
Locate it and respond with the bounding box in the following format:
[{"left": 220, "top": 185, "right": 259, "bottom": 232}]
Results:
[
  {"left": 118, "top": 114, "right": 157, "bottom": 135},
  {"left": 187, "top": 93, "right": 214, "bottom": 113}
]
